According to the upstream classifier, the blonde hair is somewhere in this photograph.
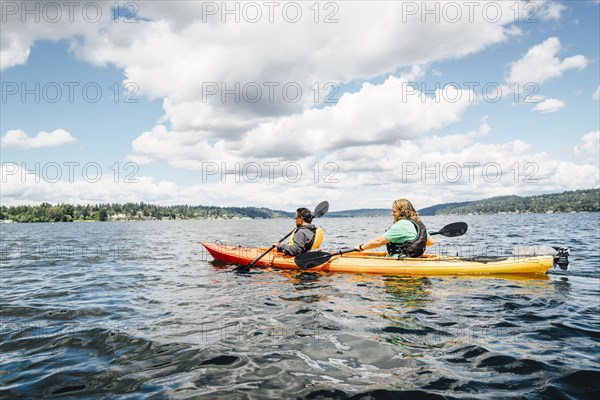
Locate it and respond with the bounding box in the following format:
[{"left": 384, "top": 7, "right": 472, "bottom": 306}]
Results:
[{"left": 392, "top": 199, "right": 420, "bottom": 222}]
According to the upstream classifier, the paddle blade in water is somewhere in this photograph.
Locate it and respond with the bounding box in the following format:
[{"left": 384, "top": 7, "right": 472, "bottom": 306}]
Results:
[{"left": 294, "top": 251, "right": 333, "bottom": 269}]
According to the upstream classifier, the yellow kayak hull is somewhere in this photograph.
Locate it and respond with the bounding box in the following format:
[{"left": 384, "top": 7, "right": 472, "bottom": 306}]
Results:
[{"left": 202, "top": 242, "right": 554, "bottom": 275}]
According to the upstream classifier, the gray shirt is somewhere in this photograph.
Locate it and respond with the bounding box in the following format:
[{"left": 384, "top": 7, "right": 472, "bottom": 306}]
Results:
[{"left": 276, "top": 224, "right": 317, "bottom": 256}]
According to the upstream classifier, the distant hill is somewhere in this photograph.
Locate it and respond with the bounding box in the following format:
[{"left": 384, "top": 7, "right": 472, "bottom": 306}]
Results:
[
  {"left": 2, "top": 189, "right": 598, "bottom": 223},
  {"left": 325, "top": 208, "right": 389, "bottom": 218},
  {"left": 417, "top": 189, "right": 600, "bottom": 215},
  {"left": 418, "top": 201, "right": 472, "bottom": 216}
]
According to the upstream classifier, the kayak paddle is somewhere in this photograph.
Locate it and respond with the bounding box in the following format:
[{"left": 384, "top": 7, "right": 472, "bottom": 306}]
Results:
[
  {"left": 233, "top": 200, "right": 329, "bottom": 273},
  {"left": 429, "top": 221, "right": 468, "bottom": 237},
  {"left": 294, "top": 221, "right": 468, "bottom": 270}
]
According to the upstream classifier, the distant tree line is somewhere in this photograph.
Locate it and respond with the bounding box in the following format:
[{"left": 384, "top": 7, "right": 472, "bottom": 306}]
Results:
[
  {"left": 420, "top": 189, "right": 600, "bottom": 216},
  {"left": 325, "top": 209, "right": 389, "bottom": 218},
  {"left": 2, "top": 189, "right": 598, "bottom": 223},
  {"left": 0, "top": 202, "right": 293, "bottom": 223}
]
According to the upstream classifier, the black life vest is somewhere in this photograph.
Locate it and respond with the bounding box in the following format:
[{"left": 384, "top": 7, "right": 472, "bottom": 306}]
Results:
[{"left": 386, "top": 219, "right": 428, "bottom": 258}]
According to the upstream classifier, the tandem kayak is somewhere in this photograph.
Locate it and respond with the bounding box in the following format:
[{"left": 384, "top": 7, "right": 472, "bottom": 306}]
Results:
[{"left": 202, "top": 242, "right": 568, "bottom": 275}]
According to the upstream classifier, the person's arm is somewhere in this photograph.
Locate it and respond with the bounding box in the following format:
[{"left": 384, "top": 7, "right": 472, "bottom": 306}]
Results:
[{"left": 354, "top": 235, "right": 389, "bottom": 252}]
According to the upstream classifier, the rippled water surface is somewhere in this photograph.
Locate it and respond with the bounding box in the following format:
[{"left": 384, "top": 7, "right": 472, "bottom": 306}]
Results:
[{"left": 1, "top": 213, "right": 599, "bottom": 398}]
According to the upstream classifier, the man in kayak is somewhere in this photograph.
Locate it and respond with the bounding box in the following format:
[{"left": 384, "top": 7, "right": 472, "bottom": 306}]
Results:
[
  {"left": 275, "top": 207, "right": 323, "bottom": 256},
  {"left": 354, "top": 199, "right": 435, "bottom": 257}
]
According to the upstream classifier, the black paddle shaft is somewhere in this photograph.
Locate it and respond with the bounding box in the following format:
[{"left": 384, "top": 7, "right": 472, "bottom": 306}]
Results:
[{"left": 233, "top": 230, "right": 294, "bottom": 272}]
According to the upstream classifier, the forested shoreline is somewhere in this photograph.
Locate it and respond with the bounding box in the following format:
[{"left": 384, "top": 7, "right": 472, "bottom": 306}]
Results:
[
  {"left": 418, "top": 189, "right": 599, "bottom": 215},
  {"left": 0, "top": 203, "right": 293, "bottom": 223},
  {"left": 1, "top": 189, "right": 598, "bottom": 223}
]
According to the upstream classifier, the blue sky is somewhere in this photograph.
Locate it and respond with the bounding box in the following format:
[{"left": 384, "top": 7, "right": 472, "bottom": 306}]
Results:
[{"left": 1, "top": 1, "right": 598, "bottom": 210}]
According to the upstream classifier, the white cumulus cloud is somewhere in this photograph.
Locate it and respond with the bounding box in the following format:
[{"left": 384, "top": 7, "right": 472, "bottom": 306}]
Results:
[
  {"left": 62, "top": 0, "right": 530, "bottom": 143},
  {"left": 3, "top": 126, "right": 598, "bottom": 210},
  {"left": 507, "top": 37, "right": 587, "bottom": 86},
  {"left": 532, "top": 98, "right": 565, "bottom": 113},
  {"left": 538, "top": 1, "right": 566, "bottom": 20},
  {"left": 1, "top": 129, "right": 76, "bottom": 149},
  {"left": 127, "top": 72, "right": 476, "bottom": 164},
  {"left": 573, "top": 131, "right": 600, "bottom": 164}
]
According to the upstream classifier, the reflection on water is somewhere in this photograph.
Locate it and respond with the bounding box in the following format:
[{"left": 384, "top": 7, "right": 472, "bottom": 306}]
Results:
[{"left": 383, "top": 276, "right": 432, "bottom": 309}]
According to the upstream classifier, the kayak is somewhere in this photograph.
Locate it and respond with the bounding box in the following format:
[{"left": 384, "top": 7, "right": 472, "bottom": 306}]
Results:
[{"left": 202, "top": 242, "right": 562, "bottom": 275}]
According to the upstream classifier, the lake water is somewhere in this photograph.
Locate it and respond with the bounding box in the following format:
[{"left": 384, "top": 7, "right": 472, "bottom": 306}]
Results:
[{"left": 1, "top": 213, "right": 599, "bottom": 398}]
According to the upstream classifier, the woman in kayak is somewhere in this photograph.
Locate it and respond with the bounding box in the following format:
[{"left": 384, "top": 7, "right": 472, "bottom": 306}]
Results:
[
  {"left": 354, "top": 199, "right": 434, "bottom": 257},
  {"left": 276, "top": 207, "right": 323, "bottom": 256}
]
